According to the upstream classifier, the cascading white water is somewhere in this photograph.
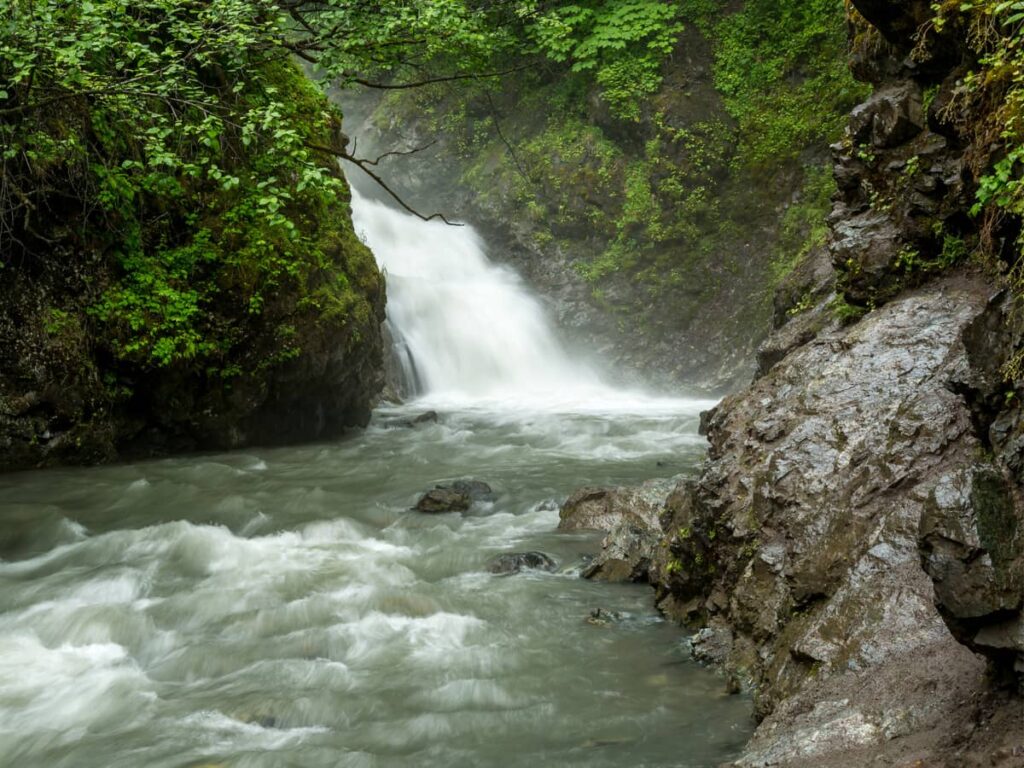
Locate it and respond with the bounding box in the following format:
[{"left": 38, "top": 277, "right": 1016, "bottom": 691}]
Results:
[
  {"left": 351, "top": 189, "right": 604, "bottom": 405},
  {"left": 351, "top": 189, "right": 708, "bottom": 414}
]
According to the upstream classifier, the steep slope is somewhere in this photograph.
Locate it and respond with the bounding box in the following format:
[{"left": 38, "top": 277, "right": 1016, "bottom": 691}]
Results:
[{"left": 346, "top": 0, "right": 864, "bottom": 393}]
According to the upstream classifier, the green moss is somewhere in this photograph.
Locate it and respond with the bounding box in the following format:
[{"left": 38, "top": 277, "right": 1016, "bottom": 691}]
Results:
[
  {"left": 711, "top": 0, "right": 868, "bottom": 169},
  {"left": 830, "top": 294, "right": 869, "bottom": 323},
  {"left": 85, "top": 59, "right": 379, "bottom": 375},
  {"left": 971, "top": 467, "right": 1020, "bottom": 578},
  {"left": 771, "top": 163, "right": 835, "bottom": 284}
]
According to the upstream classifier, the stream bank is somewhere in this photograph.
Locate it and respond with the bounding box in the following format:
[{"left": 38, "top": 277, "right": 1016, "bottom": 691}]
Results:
[{"left": 571, "top": 2, "right": 1024, "bottom": 763}]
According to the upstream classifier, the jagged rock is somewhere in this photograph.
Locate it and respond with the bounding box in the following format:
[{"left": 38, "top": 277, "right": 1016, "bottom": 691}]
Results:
[
  {"left": 921, "top": 464, "right": 1024, "bottom": 689},
  {"left": 756, "top": 294, "right": 835, "bottom": 378},
  {"left": 770, "top": 246, "right": 835, "bottom": 330},
  {"left": 848, "top": 82, "right": 924, "bottom": 149},
  {"left": 415, "top": 479, "right": 496, "bottom": 514},
  {"left": 558, "top": 478, "right": 676, "bottom": 532},
  {"left": 828, "top": 210, "right": 903, "bottom": 303},
  {"left": 652, "top": 274, "right": 1018, "bottom": 764},
  {"left": 560, "top": 478, "right": 678, "bottom": 584},
  {"left": 487, "top": 551, "right": 558, "bottom": 575},
  {"left": 689, "top": 624, "right": 734, "bottom": 667},
  {"left": 582, "top": 521, "right": 656, "bottom": 583}
]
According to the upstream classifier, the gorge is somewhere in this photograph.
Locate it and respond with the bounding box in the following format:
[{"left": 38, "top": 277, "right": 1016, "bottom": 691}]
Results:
[{"left": 1, "top": 0, "right": 1023, "bottom": 766}]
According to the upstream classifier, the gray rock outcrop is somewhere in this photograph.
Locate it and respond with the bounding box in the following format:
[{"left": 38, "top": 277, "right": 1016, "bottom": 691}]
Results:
[
  {"left": 643, "top": 268, "right": 1023, "bottom": 765},
  {"left": 559, "top": 478, "right": 677, "bottom": 583}
]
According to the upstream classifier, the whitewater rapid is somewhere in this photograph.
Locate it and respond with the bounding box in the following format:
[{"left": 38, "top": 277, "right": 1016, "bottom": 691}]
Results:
[{"left": 0, "top": 189, "right": 753, "bottom": 768}]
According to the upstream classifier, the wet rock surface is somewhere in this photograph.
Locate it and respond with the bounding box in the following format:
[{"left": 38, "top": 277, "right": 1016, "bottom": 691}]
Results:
[
  {"left": 487, "top": 552, "right": 558, "bottom": 575},
  {"left": 559, "top": 477, "right": 677, "bottom": 583},
  {"left": 651, "top": 273, "right": 1024, "bottom": 766},
  {"left": 631, "top": 0, "right": 1024, "bottom": 753},
  {"left": 558, "top": 478, "right": 675, "bottom": 533},
  {"left": 415, "top": 480, "right": 496, "bottom": 513}
]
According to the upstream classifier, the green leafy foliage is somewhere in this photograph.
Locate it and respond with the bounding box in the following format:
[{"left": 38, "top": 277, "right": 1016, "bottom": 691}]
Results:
[
  {"left": 929, "top": 2, "right": 1024, "bottom": 375},
  {"left": 711, "top": 0, "right": 868, "bottom": 167},
  {"left": 771, "top": 163, "right": 834, "bottom": 283},
  {"left": 1, "top": 0, "right": 379, "bottom": 374},
  {"left": 527, "top": 1, "right": 683, "bottom": 119}
]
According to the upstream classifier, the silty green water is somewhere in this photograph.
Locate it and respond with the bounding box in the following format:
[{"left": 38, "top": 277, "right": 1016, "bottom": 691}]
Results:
[{"left": 0, "top": 404, "right": 752, "bottom": 768}]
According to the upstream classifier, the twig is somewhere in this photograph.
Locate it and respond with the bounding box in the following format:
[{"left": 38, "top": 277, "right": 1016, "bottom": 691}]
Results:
[{"left": 305, "top": 141, "right": 461, "bottom": 225}]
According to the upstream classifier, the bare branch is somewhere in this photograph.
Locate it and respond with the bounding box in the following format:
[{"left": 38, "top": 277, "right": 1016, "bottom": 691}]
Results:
[
  {"left": 364, "top": 140, "right": 438, "bottom": 166},
  {"left": 483, "top": 91, "right": 532, "bottom": 185},
  {"left": 346, "top": 64, "right": 529, "bottom": 90},
  {"left": 305, "top": 142, "right": 462, "bottom": 226}
]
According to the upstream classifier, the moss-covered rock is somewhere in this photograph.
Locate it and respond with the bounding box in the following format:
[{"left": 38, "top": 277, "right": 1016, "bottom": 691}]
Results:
[{"left": 0, "top": 60, "right": 385, "bottom": 470}]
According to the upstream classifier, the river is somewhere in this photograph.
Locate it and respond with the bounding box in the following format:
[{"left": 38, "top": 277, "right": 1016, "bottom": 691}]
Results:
[{"left": 0, "top": 190, "right": 753, "bottom": 767}]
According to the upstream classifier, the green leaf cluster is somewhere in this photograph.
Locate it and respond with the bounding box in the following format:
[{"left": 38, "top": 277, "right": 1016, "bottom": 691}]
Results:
[
  {"left": 527, "top": 1, "right": 683, "bottom": 119},
  {"left": 933, "top": 1, "right": 1024, "bottom": 374},
  {"left": 1, "top": 0, "right": 380, "bottom": 376},
  {"left": 710, "top": 0, "right": 868, "bottom": 167}
]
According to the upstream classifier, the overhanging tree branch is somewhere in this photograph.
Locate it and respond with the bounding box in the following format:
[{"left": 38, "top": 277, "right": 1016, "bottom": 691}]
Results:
[
  {"left": 305, "top": 140, "right": 462, "bottom": 226},
  {"left": 345, "top": 64, "right": 529, "bottom": 90}
]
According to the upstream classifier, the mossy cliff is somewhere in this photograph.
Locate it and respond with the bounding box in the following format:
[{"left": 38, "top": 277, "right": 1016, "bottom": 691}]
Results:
[
  {"left": 347, "top": 0, "right": 865, "bottom": 393},
  {"left": 0, "top": 58, "right": 385, "bottom": 471}
]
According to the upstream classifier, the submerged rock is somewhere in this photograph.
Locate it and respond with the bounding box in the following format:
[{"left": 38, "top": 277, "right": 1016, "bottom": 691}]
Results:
[
  {"left": 416, "top": 488, "right": 471, "bottom": 514},
  {"left": 487, "top": 551, "right": 558, "bottom": 575},
  {"left": 410, "top": 410, "right": 439, "bottom": 425},
  {"left": 414, "top": 479, "right": 496, "bottom": 513},
  {"left": 585, "top": 608, "right": 624, "bottom": 627}
]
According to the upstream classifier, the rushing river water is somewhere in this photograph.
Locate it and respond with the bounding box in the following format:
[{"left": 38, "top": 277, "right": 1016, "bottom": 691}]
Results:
[{"left": 0, "top": 191, "right": 753, "bottom": 766}]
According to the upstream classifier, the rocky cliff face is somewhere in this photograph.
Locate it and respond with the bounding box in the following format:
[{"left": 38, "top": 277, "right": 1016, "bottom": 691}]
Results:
[
  {"left": 0, "top": 209, "right": 385, "bottom": 472},
  {"left": 571, "top": 1, "right": 1024, "bottom": 763}
]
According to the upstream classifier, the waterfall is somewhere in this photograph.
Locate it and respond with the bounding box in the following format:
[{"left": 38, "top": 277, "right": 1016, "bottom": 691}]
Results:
[
  {"left": 350, "top": 188, "right": 715, "bottom": 413},
  {"left": 351, "top": 190, "right": 607, "bottom": 406}
]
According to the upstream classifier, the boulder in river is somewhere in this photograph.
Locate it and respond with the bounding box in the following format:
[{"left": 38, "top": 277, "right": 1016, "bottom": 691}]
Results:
[
  {"left": 487, "top": 551, "right": 558, "bottom": 575},
  {"left": 558, "top": 477, "right": 676, "bottom": 533},
  {"left": 415, "top": 479, "right": 496, "bottom": 513},
  {"left": 559, "top": 477, "right": 677, "bottom": 583}
]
